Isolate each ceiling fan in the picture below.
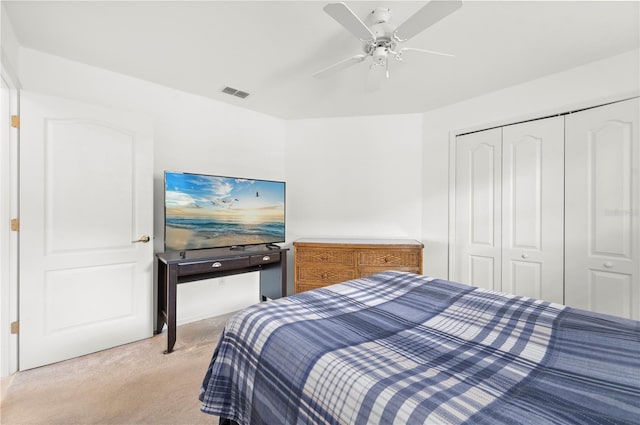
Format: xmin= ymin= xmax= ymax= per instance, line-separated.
xmin=313 ymin=0 xmax=462 ymax=79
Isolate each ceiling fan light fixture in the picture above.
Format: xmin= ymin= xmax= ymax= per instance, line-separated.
xmin=372 ymin=46 xmax=388 ymax=64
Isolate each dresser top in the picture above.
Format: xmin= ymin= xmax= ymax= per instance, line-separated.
xmin=294 ymin=238 xmax=423 ymax=247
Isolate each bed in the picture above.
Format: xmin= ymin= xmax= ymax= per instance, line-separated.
xmin=200 ymin=271 xmax=640 ymax=424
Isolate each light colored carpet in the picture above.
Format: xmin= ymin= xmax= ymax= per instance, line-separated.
xmin=0 ymin=314 xmax=232 ymax=425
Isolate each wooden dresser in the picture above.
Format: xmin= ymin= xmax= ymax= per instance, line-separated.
xmin=293 ymin=238 xmax=424 ymax=293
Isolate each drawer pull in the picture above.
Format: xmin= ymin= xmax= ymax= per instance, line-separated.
xmin=262 ymin=256 xmax=271 ymax=261
xmin=321 ymin=272 xmax=329 ymax=279
xmin=320 ymin=255 xmax=329 ymax=262
xmin=212 ymin=262 xmax=222 ymax=268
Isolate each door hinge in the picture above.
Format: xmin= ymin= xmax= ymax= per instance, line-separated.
xmin=11 ymin=115 xmax=19 ymax=129
xmin=10 ymin=321 xmax=19 ymax=334
xmin=11 ymin=218 xmax=19 ymax=232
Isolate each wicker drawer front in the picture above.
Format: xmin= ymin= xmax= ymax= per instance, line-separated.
xmin=358 ymin=251 xmax=420 ymax=267
xmin=294 ymin=239 xmax=423 ymax=294
xmin=296 ymin=248 xmax=354 ymax=266
xmin=297 ymin=267 xmax=355 ymax=286
xmin=358 ymin=266 xmax=420 ymax=279
xmin=296 ymin=284 xmax=328 ymax=293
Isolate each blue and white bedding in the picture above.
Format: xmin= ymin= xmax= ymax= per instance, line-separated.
xmin=200 ymin=271 xmax=640 ymax=424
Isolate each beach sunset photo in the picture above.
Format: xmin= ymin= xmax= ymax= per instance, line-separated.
xmin=164 ymin=172 xmax=285 ymax=251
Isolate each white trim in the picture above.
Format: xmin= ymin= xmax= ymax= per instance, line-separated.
xmin=447 ymin=130 xmax=456 ymax=281
xmin=0 ymin=73 xmax=19 ymax=378
xmin=446 ymin=92 xmax=640 ymax=280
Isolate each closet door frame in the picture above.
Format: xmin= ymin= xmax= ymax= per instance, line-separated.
xmin=448 ymin=92 xmax=639 ymax=285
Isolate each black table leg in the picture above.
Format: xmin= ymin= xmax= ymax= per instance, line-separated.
xmin=155 ymin=261 xmax=167 ymax=334
xmin=165 ymin=264 xmax=178 ymax=354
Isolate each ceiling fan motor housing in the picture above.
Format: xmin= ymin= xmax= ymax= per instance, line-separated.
xmin=364 ymin=7 xmax=395 ymax=64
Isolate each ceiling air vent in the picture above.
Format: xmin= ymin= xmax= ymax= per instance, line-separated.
xmin=221 ymin=86 xmax=250 ymax=99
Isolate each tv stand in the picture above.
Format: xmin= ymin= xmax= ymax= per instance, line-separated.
xmin=155 ymin=245 xmax=288 ymax=354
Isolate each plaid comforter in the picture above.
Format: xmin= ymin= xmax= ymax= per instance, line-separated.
xmin=200 ymin=271 xmax=640 ymax=424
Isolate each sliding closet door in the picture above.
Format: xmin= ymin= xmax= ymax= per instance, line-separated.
xmin=565 ymin=98 xmax=639 ymax=320
xmin=501 ymin=117 xmax=564 ymax=304
xmin=454 ymin=128 xmax=502 ymax=291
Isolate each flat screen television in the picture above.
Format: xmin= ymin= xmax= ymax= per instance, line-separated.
xmin=164 ymin=171 xmax=285 ymax=251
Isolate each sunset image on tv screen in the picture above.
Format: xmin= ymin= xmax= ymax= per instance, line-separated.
xmin=164 ymin=172 xmax=285 ymax=251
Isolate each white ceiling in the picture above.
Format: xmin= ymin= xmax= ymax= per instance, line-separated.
xmin=3 ymin=1 xmax=639 ymax=119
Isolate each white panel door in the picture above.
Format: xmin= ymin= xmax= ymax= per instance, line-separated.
xmin=565 ymin=98 xmax=639 ymax=320
xmin=502 ymin=117 xmax=564 ymax=303
xmin=454 ymin=128 xmax=502 ymax=290
xmin=19 ymin=92 xmax=154 ymax=369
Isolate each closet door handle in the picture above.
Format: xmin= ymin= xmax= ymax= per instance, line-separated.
xmin=521 ymin=253 xmax=528 ymax=259
xmin=603 ymin=261 xmax=614 ymax=268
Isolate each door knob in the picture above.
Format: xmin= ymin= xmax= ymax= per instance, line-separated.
xmin=521 ymin=253 xmax=528 ymax=259
xmin=132 ymin=235 xmax=151 ymax=243
xmin=603 ymin=261 xmax=614 ymax=268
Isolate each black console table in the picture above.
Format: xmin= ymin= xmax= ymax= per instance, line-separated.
xmin=156 ymin=245 xmax=288 ymax=353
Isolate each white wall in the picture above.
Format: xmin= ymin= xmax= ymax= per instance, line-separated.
xmin=18 ymin=48 xmax=287 ymax=325
xmin=1 ymin=4 xmax=21 ymax=87
xmin=422 ymin=49 xmax=640 ymax=279
xmin=286 ymin=114 xmax=423 ymax=241
xmin=286 ymin=114 xmax=423 ymax=290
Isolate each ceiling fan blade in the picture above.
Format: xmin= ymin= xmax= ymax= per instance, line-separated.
xmin=394 ymin=0 xmax=462 ymax=42
xmin=323 ymin=2 xmax=375 ymax=41
xmin=313 ymin=54 xmax=368 ymax=79
xmin=399 ymin=47 xmax=455 ymax=58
